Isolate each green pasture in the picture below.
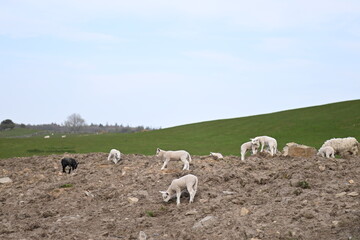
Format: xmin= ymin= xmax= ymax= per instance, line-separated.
xmin=1 ymin=100 xmax=359 ymax=159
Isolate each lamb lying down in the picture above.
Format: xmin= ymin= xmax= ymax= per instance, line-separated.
xmin=159 ymin=174 xmax=198 ymax=206
xmin=210 ymin=152 xmax=224 ymax=160
xmin=61 ymin=158 xmax=78 ymax=174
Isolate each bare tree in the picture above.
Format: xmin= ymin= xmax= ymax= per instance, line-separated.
xmin=64 ymin=113 xmax=86 ymax=132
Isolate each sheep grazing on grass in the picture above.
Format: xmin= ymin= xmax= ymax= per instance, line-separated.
xmin=156 ymin=148 xmax=192 ymax=170
xmin=210 ymin=152 xmax=224 ymax=160
xmin=251 ymin=136 xmax=278 ymax=156
xmin=321 ymin=137 xmax=359 ymax=157
xmin=107 ymin=149 xmax=121 ymax=164
xmin=61 ymin=158 xmax=78 ymax=174
xmin=159 ymin=174 xmax=198 ymax=206
xmin=240 ymin=141 xmax=260 ymax=161
xmin=44 ymin=135 xmax=50 ymax=139
xmin=317 ymin=146 xmax=335 ymax=158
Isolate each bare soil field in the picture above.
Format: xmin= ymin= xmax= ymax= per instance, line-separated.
xmin=1 ymin=152 xmax=360 ymax=240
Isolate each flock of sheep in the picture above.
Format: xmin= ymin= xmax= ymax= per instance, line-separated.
xmin=61 ymin=136 xmax=359 ymax=206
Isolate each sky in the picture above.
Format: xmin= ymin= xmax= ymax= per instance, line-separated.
xmin=1 ymin=0 xmax=359 ymax=128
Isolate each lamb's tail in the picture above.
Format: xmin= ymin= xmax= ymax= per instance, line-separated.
xmin=187 ymin=154 xmax=192 ymax=162
xmin=193 ymin=176 xmax=198 ymax=192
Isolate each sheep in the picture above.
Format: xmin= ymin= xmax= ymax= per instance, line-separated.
xmin=240 ymin=141 xmax=260 ymax=161
xmin=44 ymin=135 xmax=50 ymax=139
xmin=321 ymin=137 xmax=359 ymax=157
xmin=251 ymin=136 xmax=278 ymax=156
xmin=107 ymin=149 xmax=121 ymax=164
xmin=62 ymin=135 xmax=66 ymax=138
xmin=159 ymin=174 xmax=198 ymax=206
xmin=317 ymin=146 xmax=335 ymax=158
xmin=61 ymin=158 xmax=78 ymax=174
xmin=210 ymin=152 xmax=224 ymax=160
xmin=156 ymin=148 xmax=192 ymax=170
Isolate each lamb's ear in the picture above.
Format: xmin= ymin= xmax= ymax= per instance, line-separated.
xmin=159 ymin=191 xmax=166 ymax=194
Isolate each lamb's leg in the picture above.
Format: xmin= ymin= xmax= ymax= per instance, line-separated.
xmin=241 ymin=150 xmax=246 ymax=161
xmin=188 ymin=189 xmax=195 ymax=203
xmin=182 ymin=160 xmax=189 ymax=170
xmin=161 ymin=159 xmax=169 ymax=170
xmin=68 ymin=167 xmax=71 ymax=174
xmin=176 ymin=189 xmax=181 ymax=205
xmin=62 ymin=166 xmax=66 ymax=173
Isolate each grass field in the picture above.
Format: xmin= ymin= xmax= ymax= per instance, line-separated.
xmin=1 ymin=100 xmax=359 ymax=159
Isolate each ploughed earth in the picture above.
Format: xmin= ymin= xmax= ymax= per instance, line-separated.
xmin=1 ymin=152 xmax=360 ymax=240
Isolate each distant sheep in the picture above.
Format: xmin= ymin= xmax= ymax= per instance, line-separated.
xmin=240 ymin=141 xmax=260 ymax=161
xmin=159 ymin=174 xmax=198 ymax=205
xmin=317 ymin=146 xmax=335 ymax=158
xmin=156 ymin=148 xmax=192 ymax=170
xmin=210 ymin=152 xmax=223 ymax=160
xmin=321 ymin=137 xmax=359 ymax=157
xmin=61 ymin=135 xmax=66 ymax=138
xmin=61 ymin=158 xmax=78 ymax=174
xmin=44 ymin=135 xmax=50 ymax=139
xmin=251 ymin=136 xmax=278 ymax=156
xmin=107 ymin=149 xmax=121 ymax=164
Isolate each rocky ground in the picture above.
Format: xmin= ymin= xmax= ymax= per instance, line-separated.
xmin=1 ymin=152 xmax=360 ymax=240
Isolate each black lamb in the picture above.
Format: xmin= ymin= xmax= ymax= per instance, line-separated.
xmin=61 ymin=158 xmax=78 ymax=174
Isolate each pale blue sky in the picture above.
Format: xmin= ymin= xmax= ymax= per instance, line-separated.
xmin=1 ymin=0 xmax=359 ymax=128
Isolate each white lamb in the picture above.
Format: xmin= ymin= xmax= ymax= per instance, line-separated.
xmin=321 ymin=137 xmax=359 ymax=156
xmin=107 ymin=149 xmax=121 ymax=164
xmin=156 ymin=148 xmax=192 ymax=170
xmin=317 ymin=146 xmax=335 ymax=158
xmin=251 ymin=136 xmax=278 ymax=156
xmin=159 ymin=174 xmax=198 ymax=206
xmin=240 ymin=141 xmax=260 ymax=161
xmin=210 ymin=152 xmax=224 ymax=160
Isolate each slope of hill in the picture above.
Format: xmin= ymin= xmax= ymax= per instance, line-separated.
xmin=0 ymin=100 xmax=359 ymax=159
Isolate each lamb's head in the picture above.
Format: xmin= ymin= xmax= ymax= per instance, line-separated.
xmin=251 ymin=138 xmax=260 ymax=146
xmin=73 ymin=160 xmax=78 ymax=169
xmin=159 ymin=191 xmax=171 ymax=202
xmin=156 ymin=148 xmax=164 ymax=157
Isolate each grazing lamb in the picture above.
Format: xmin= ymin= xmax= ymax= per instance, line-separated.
xmin=159 ymin=174 xmax=198 ymax=206
xmin=210 ymin=152 xmax=224 ymax=160
xmin=240 ymin=141 xmax=260 ymax=161
xmin=61 ymin=158 xmax=78 ymax=174
xmin=321 ymin=137 xmax=359 ymax=156
xmin=44 ymin=135 xmax=50 ymax=139
xmin=156 ymin=148 xmax=192 ymax=170
xmin=107 ymin=149 xmax=121 ymax=164
xmin=251 ymin=136 xmax=278 ymax=156
xmin=317 ymin=146 xmax=335 ymax=158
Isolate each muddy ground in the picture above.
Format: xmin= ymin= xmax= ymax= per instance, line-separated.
xmin=1 ymin=152 xmax=360 ymax=240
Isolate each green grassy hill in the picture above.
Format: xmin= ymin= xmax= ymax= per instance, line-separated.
xmin=1 ymin=100 xmax=359 ymax=159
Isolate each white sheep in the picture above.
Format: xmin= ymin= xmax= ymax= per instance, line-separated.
xmin=44 ymin=135 xmax=50 ymax=139
xmin=210 ymin=152 xmax=224 ymax=160
xmin=107 ymin=149 xmax=121 ymax=164
xmin=156 ymin=148 xmax=192 ymax=170
xmin=317 ymin=146 xmax=335 ymax=158
xmin=159 ymin=174 xmax=198 ymax=205
xmin=251 ymin=136 xmax=278 ymax=156
xmin=240 ymin=141 xmax=260 ymax=161
xmin=321 ymin=137 xmax=359 ymax=156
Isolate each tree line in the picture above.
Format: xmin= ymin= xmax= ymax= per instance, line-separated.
xmin=1 ymin=114 xmax=158 ymax=134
